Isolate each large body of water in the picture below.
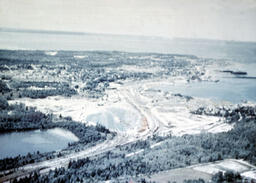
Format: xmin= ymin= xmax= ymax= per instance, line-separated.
xmin=1 ymin=31 xmax=256 ymax=63
xmin=0 ymin=128 xmax=79 ymax=159
xmin=163 ymin=61 xmax=256 ymax=103
xmin=162 ymin=77 xmax=256 ymax=103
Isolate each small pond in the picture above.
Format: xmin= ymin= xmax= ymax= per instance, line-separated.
xmin=0 ymin=128 xmax=79 ymax=159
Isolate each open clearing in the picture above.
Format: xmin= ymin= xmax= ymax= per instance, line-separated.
xmin=1 ymin=50 xmax=256 ymax=182
xmin=147 ymin=159 xmax=256 ymax=183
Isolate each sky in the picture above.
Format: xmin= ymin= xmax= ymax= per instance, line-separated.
xmin=0 ymin=0 xmax=256 ymax=42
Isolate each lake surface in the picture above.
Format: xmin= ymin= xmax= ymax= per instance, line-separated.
xmin=0 ymin=128 xmax=79 ymax=159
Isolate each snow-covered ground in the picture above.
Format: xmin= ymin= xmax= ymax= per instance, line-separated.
xmin=242 ymin=170 xmax=256 ymax=180
xmin=10 ymin=76 xmax=234 ymax=139
xmin=147 ymin=159 xmax=256 ymax=183
xmin=45 ymin=51 xmax=58 ymax=56
xmin=192 ymin=159 xmax=256 ymax=177
xmin=2 ymin=49 xmax=256 ymax=183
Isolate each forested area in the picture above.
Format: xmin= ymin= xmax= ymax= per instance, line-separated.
xmin=1 ymin=50 xmax=256 ymax=182
xmin=11 ymin=105 xmax=256 ymax=182
xmin=0 ymin=95 xmax=114 ymax=171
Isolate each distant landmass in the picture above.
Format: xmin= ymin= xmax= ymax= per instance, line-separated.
xmin=0 ymin=27 xmax=86 ymax=35
xmin=1 ymin=27 xmax=255 ymax=44
xmin=0 ymin=27 xmax=256 ymax=62
xmin=0 ymin=27 xmax=165 ymax=40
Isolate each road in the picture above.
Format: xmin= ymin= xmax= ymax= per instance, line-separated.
xmin=0 ymin=88 xmax=158 ymax=182
xmin=146 ymin=159 xmax=256 ymax=183
xmin=0 ymin=84 xmax=233 ymax=182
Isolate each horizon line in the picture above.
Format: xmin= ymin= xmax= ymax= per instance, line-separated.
xmin=1 ymin=27 xmax=255 ymax=44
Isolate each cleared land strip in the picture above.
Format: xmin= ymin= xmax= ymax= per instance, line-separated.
xmin=0 ymin=88 xmax=155 ymax=182
xmin=146 ymin=159 xmax=256 ymax=183
xmin=120 ymin=88 xmax=161 ymax=136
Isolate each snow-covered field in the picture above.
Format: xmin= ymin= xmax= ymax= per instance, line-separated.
xmin=1 ymin=49 xmax=256 ymax=182
xmin=8 ymin=54 xmax=241 ymax=138
xmin=191 ymin=159 xmax=256 ymax=180
xmin=11 ymin=76 xmax=234 ymax=139
xmin=148 ymin=159 xmax=256 ymax=183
